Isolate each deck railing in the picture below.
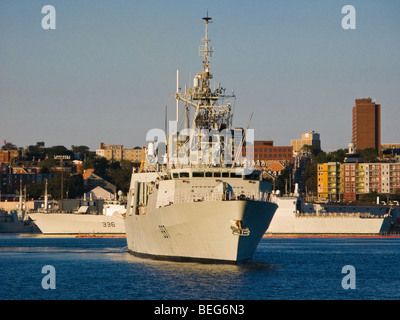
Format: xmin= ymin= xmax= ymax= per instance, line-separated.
xmin=295 ymin=212 xmax=390 ymax=219
xmin=156 ymin=191 xmax=270 ymax=208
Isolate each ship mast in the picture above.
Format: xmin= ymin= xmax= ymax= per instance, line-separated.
xmin=164 ymin=14 xmax=237 ymax=169
xmin=175 ymin=14 xmax=234 ymax=133
xmin=200 ymin=12 xmax=213 ymax=79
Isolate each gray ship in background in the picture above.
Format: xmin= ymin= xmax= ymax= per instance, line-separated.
xmin=0 ymin=184 xmax=38 ymax=233
xmin=28 ymin=195 xmax=125 ymax=235
xmin=1 ymin=198 xmax=125 ymax=235
xmin=28 ymin=202 xmax=125 ymax=235
xmin=26 ymin=182 xmax=126 ymax=235
xmin=266 ymin=186 xmax=397 ymax=235
xmin=0 ymin=209 xmax=37 ymax=233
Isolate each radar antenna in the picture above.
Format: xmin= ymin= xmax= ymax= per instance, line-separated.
xmin=200 ymin=12 xmax=213 ymax=73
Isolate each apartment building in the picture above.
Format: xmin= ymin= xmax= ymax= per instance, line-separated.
xmin=352 ymin=98 xmax=381 ymax=153
xmin=342 ymin=162 xmax=366 ymax=201
xmin=96 ymin=143 xmax=145 ymax=163
xmin=249 ymin=140 xmax=293 ymax=164
xmin=317 ymin=162 xmax=341 ymax=201
xmin=318 ymin=162 xmax=400 ymax=201
xmin=291 ymin=131 xmax=321 ymax=153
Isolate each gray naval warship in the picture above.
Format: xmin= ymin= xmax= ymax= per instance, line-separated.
xmin=124 ymin=15 xmax=278 ymax=263
xmin=0 ymin=209 xmax=37 ymax=233
xmin=28 ymin=182 xmax=125 ymax=235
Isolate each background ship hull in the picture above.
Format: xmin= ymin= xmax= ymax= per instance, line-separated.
xmin=266 ymin=215 xmax=391 ymax=234
xmin=28 ymin=213 xmax=125 ymax=235
xmin=266 ymin=196 xmax=395 ymax=235
xmin=0 ymin=222 xmax=36 ymax=233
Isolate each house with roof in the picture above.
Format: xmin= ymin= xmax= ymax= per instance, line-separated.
xmin=83 ymin=169 xmax=117 ymax=199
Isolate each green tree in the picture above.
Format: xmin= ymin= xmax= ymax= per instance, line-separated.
xmin=46 ymin=145 xmax=74 ymax=158
xmin=111 ymin=160 xmax=134 ymax=193
xmin=47 ymin=173 xmax=65 ymax=200
xmin=302 ymin=145 xmax=322 ymax=157
xmin=316 ymin=151 xmax=328 ymax=163
xmin=26 ymin=182 xmax=45 ymax=199
xmin=359 ymin=148 xmax=378 ymax=163
xmin=38 ymin=157 xmax=56 ymax=170
xmin=71 ymin=145 xmax=90 ymax=154
xmin=315 ymin=148 xmax=347 ymax=163
xmin=40 ymin=166 xmax=51 ymax=173
xmin=329 ymin=149 xmax=347 ymax=162
xmin=300 ymin=145 xmax=324 ymax=193
xmin=304 ymin=161 xmax=317 ymax=193
xmin=82 ymin=156 xmax=110 ymax=178
xmin=26 ymin=142 xmax=46 ymax=161
xmin=66 ymin=174 xmax=84 ymax=199
xmin=71 ymin=145 xmax=93 ymax=160
xmin=46 ymin=173 xmax=84 ymax=200
xmin=93 ymin=157 xmax=110 ymax=178
xmin=1 ymin=141 xmax=18 ymax=150
xmin=275 ymin=168 xmax=290 ymax=194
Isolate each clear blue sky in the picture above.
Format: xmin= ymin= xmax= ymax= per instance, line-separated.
xmin=1 ymin=0 xmax=399 ymax=152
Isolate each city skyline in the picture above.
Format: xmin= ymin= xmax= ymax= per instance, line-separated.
xmin=1 ymin=0 xmax=399 ymax=152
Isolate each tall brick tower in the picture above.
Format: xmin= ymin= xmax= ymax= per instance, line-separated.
xmin=352 ymin=98 xmax=381 ymax=154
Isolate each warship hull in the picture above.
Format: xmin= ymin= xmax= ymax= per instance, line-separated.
xmin=125 ymin=199 xmax=277 ymax=263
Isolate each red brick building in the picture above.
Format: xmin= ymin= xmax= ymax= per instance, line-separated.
xmin=352 ymin=98 xmax=381 ymax=154
xmin=254 ymin=140 xmax=293 ymax=164
xmin=342 ymin=162 xmax=357 ymax=201
xmin=244 ymin=140 xmax=293 ymax=164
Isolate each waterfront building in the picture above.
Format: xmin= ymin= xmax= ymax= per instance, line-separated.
xmin=317 ymin=162 xmax=341 ymax=201
xmin=342 ymin=162 xmax=366 ymax=201
xmin=83 ymin=169 xmax=117 ymax=195
xmin=249 ymin=140 xmax=293 ymax=164
xmin=381 ymin=143 xmax=400 ymax=160
xmin=291 ymin=131 xmax=321 ymax=153
xmin=381 ymin=143 xmax=400 ymax=151
xmin=0 ymin=172 xmax=55 ymax=201
xmin=241 ymin=140 xmax=293 ymax=186
xmin=318 ymin=161 xmax=400 ymax=201
xmin=352 ymin=98 xmax=381 ymax=154
xmin=96 ymin=143 xmax=145 ymax=163
xmin=0 ymin=149 xmax=20 ymax=163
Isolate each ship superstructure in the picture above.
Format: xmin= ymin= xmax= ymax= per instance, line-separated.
xmin=124 ymin=15 xmax=277 ymax=263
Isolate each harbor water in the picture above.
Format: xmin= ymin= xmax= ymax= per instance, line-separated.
xmin=1 ymin=235 xmax=400 ymax=300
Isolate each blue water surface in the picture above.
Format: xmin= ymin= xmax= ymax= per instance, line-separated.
xmin=1 ymin=235 xmax=399 ymax=300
